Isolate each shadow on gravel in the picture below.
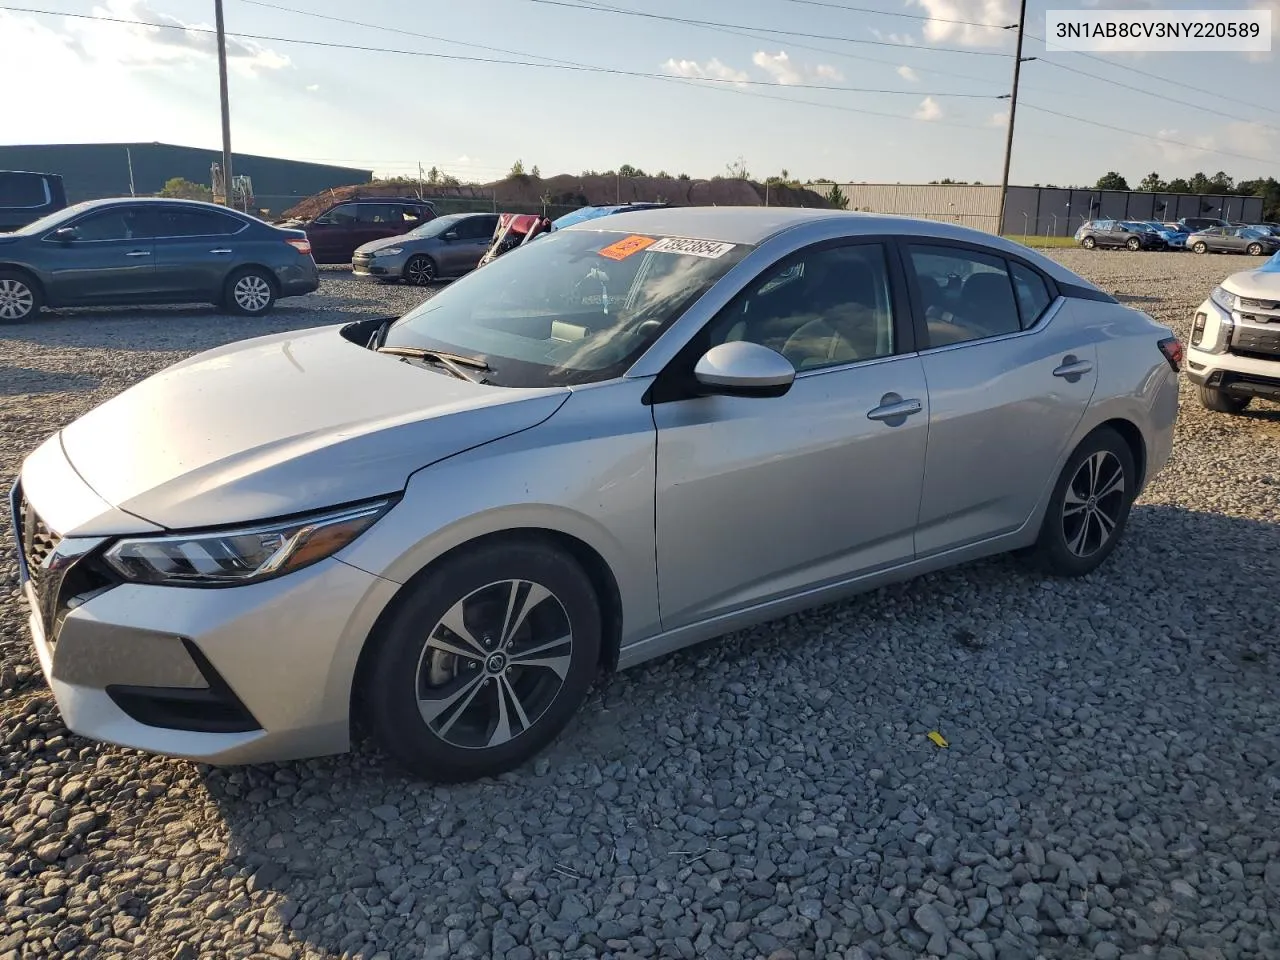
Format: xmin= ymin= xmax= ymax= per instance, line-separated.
xmin=176 ymin=502 xmax=1280 ymax=960
xmin=0 ymin=367 xmax=101 ymax=396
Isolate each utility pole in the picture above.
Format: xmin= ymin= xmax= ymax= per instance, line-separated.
xmin=214 ymin=0 xmax=233 ymax=206
xmin=126 ymin=147 xmax=136 ymax=196
xmin=997 ymin=0 xmax=1029 ymax=236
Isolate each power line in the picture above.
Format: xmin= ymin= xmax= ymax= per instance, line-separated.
xmin=1031 ymin=58 xmax=1280 ymax=136
xmin=1020 ymin=102 xmax=1277 ymax=168
xmin=522 ymin=0 xmax=1015 ymax=56
xmin=1 ymin=4 xmax=1001 ymax=97
xmin=774 ymin=0 xmax=1015 ymax=29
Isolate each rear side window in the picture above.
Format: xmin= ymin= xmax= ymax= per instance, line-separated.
xmin=149 ymin=208 xmax=244 ymax=237
xmin=1010 ymin=262 xmax=1052 ymax=328
xmin=0 ymin=173 xmax=50 ymax=207
xmin=358 ymin=204 xmax=401 ymax=223
xmin=909 ymin=245 xmax=1021 ymax=347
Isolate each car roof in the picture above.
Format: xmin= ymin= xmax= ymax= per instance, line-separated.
xmin=558 ymin=205 xmax=1092 ymax=285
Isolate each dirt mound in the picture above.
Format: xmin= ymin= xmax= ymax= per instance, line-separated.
xmin=279 ymin=174 xmax=832 ymax=221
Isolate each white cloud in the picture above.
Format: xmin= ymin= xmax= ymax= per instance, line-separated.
xmin=905 ymin=0 xmax=1016 ymax=49
xmin=871 ymin=27 xmax=917 ymax=44
xmin=987 ymin=108 xmax=1009 ymax=128
xmin=1151 ymin=122 xmax=1277 ymax=168
xmin=661 ymin=57 xmax=750 ymax=84
xmin=66 ymin=0 xmax=290 ymax=76
xmin=813 ymin=63 xmax=845 ymax=81
xmin=897 ymin=64 xmax=920 ymax=82
xmin=913 ymin=96 xmax=944 ymax=121
xmin=455 ymin=155 xmax=472 ymax=164
xmin=752 ymin=50 xmax=804 ymax=85
xmin=305 ymin=83 xmax=320 ymax=92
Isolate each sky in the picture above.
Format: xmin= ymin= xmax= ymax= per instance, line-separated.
xmin=2 ymin=0 xmax=1278 ymax=187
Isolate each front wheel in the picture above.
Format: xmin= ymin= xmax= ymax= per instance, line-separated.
xmin=360 ymin=539 xmax=602 ymax=781
xmin=1199 ymin=384 xmax=1250 ymax=414
xmin=1192 ymin=241 xmax=1208 ymax=254
xmin=1028 ymin=428 xmax=1136 ymax=577
xmin=1247 ymin=243 xmax=1264 ymax=256
xmin=224 ymin=267 xmax=277 ymax=316
xmin=1081 ymin=236 xmax=1096 ymax=250
xmin=403 ymin=256 xmax=436 ymax=286
xmin=1126 ymin=237 xmax=1141 ymax=251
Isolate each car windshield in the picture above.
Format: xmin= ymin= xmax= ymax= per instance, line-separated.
xmin=407 ymin=215 xmax=467 ymax=238
xmin=10 ymin=200 xmax=96 ymax=236
xmin=381 ymin=228 xmax=753 ymax=387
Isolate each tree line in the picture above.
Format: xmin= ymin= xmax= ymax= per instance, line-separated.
xmin=1074 ymin=171 xmax=1278 ymax=221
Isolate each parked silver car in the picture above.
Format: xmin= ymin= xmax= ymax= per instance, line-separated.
xmin=352 ymin=212 xmax=499 ymax=285
xmin=12 ymin=208 xmax=1180 ymax=781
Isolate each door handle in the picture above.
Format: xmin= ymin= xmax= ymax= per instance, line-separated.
xmin=209 ymin=248 xmax=232 ymax=254
xmin=125 ymin=250 xmax=151 ymax=257
xmin=867 ymin=394 xmax=924 ymax=422
xmin=1052 ymin=355 xmax=1093 ymax=380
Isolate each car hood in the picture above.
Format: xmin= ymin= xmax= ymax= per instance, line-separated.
xmin=355 ymin=235 xmax=421 ymax=255
xmin=1223 ymin=267 xmax=1280 ymax=300
xmin=57 ymin=326 xmax=569 ymax=529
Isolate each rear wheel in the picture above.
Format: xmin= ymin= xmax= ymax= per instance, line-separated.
xmin=0 ymin=271 xmax=41 ymax=323
xmin=224 ymin=267 xmax=277 ymax=316
xmin=360 ymin=539 xmax=602 ymax=781
xmin=1126 ymin=236 xmax=1141 ymax=251
xmin=1192 ymin=241 xmax=1208 ymax=254
xmin=1247 ymin=243 xmax=1264 ymax=256
xmin=1199 ymin=384 xmax=1250 ymax=414
xmin=1029 ymin=428 xmax=1135 ymax=577
xmin=404 ymin=256 xmax=436 ymax=286
xmin=1081 ymin=236 xmax=1096 ymax=250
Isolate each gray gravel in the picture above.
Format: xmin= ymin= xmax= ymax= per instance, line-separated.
xmin=2 ymin=253 xmax=1279 ymax=960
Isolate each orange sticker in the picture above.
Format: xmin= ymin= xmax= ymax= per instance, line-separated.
xmin=598 ymin=235 xmax=656 ymax=261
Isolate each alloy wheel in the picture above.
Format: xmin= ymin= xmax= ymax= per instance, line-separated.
xmin=1061 ymin=450 xmax=1126 ymax=559
xmin=406 ymin=258 xmax=435 ymax=285
xmin=0 ymin=278 xmax=35 ymax=321
xmin=416 ymin=579 xmax=573 ymax=750
xmin=233 ymin=275 xmax=272 ymax=312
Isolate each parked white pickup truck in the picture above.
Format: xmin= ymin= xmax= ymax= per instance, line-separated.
xmin=1187 ymin=252 xmax=1280 ymax=413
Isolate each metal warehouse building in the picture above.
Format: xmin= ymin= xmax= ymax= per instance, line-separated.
xmin=0 ymin=142 xmax=372 ymax=217
xmin=821 ymin=182 xmax=1264 ymax=237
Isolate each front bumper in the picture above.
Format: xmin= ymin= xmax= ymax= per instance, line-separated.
xmin=351 ymin=252 xmax=407 ymax=279
xmin=11 ymin=479 xmax=399 ymax=765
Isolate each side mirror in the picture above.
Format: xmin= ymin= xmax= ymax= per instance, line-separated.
xmin=693 ymin=341 xmax=795 ymax=399
xmin=442 ymin=230 xmax=459 ymax=241
xmin=50 ymin=226 xmax=79 ymax=243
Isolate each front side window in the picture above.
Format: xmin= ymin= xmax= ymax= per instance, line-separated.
xmin=704 ymin=243 xmax=897 ymax=371
xmin=0 ymin=173 xmax=49 ymax=207
xmin=70 ymin=207 xmax=149 ymax=241
xmin=320 ymin=203 xmax=357 ymax=225
xmin=382 ymin=229 xmax=752 ymax=387
xmin=909 ymin=245 xmax=1021 ymax=347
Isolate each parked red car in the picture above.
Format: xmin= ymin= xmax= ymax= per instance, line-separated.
xmin=278 ymin=197 xmax=436 ymax=264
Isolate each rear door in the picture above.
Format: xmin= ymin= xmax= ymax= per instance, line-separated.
xmin=904 ymin=241 xmax=1099 ymax=557
xmin=449 ymin=214 xmax=500 ymax=274
xmin=146 ymin=206 xmax=249 ymax=300
xmin=357 ymin=203 xmax=412 ymax=249
xmin=42 ymin=205 xmax=157 ymax=305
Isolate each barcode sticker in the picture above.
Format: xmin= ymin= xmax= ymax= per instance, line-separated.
xmin=648 ymin=237 xmax=737 ymax=259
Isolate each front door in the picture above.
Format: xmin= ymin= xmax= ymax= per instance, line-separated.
xmin=442 ymin=215 xmax=499 ymax=275
xmin=306 ymin=202 xmax=358 ymax=263
xmin=42 ymin=205 xmax=156 ymax=305
xmin=652 ymin=240 xmax=929 ymax=629
xmin=903 ymin=241 xmax=1099 ymax=557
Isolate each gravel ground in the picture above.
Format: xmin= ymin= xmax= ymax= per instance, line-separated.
xmin=1 ymin=253 xmax=1278 ymax=960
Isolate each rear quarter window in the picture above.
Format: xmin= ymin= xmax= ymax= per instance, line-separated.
xmin=0 ymin=173 xmax=50 ymax=207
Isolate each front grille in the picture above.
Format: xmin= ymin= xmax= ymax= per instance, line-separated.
xmin=1231 ymin=325 xmax=1280 ymax=359
xmin=1239 ymin=297 xmax=1280 ymax=312
xmin=19 ymin=494 xmax=61 ymax=584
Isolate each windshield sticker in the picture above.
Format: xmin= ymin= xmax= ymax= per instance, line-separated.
xmin=598 ymin=235 xmax=657 ymax=261
xmin=648 ymin=236 xmax=738 ymax=259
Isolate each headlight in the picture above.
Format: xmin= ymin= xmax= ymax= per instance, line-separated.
xmin=1209 ymin=285 xmax=1236 ymax=312
xmin=102 ymin=499 xmax=393 ymax=586
xmin=373 ymin=247 xmax=403 ymax=257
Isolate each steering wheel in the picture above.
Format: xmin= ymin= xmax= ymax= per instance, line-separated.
xmin=781 ymin=318 xmax=860 ymax=369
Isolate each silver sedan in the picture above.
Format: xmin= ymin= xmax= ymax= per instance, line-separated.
xmin=12 ymin=208 xmax=1180 ymax=781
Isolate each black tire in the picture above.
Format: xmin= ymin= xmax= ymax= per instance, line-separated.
xmin=223 ymin=267 xmax=277 ymax=316
xmin=0 ymin=269 xmax=42 ymax=323
xmin=1192 ymin=241 xmax=1208 ymax=254
xmin=1081 ymin=236 xmax=1096 ymax=250
xmin=1028 ymin=427 xmax=1136 ymax=578
xmin=1126 ymin=236 xmax=1141 ymax=251
xmin=403 ymin=255 xmax=437 ymax=286
xmin=1247 ymin=243 xmax=1264 ymax=257
xmin=1199 ymin=384 xmax=1250 ymax=414
xmin=360 ymin=539 xmax=602 ymax=782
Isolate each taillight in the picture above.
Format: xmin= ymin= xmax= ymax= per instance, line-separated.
xmin=1158 ymin=336 xmax=1184 ymax=372
xmin=286 ymin=238 xmax=312 ymax=256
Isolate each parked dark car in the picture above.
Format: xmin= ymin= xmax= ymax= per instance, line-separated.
xmin=352 ymin=212 xmax=499 ymax=285
xmin=0 ymin=197 xmax=319 ymax=323
xmin=1187 ymin=225 xmax=1280 ymax=256
xmin=1074 ymin=219 xmax=1164 ymax=250
xmin=280 ymin=198 xmax=436 ymax=264
xmin=0 ymin=170 xmax=67 ymax=232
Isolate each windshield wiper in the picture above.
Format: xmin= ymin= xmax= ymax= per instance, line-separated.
xmin=376 ymin=345 xmax=491 ymax=383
